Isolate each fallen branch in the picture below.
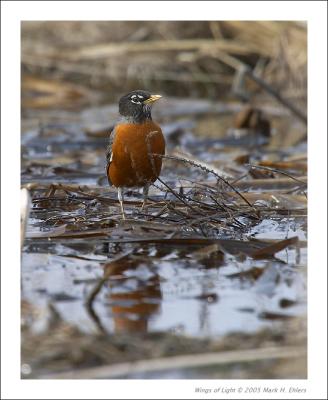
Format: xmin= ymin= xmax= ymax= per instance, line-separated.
xmin=209 ymin=52 xmax=307 ymax=124
xmin=41 ymin=345 xmax=306 ymax=379
xmin=246 ymin=164 xmax=307 ymax=186
xmin=57 ymin=39 xmax=256 ymax=60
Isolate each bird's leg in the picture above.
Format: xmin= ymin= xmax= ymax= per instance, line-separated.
xmin=141 ymin=183 xmax=150 ymax=212
xmin=117 ymin=187 xmax=126 ymax=220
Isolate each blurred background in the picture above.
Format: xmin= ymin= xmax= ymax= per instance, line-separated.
xmin=21 ymin=21 xmax=307 ymax=380
xmin=21 ymin=21 xmax=306 ymax=109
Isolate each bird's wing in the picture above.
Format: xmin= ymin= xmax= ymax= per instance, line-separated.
xmin=105 ymin=127 xmax=116 ymax=186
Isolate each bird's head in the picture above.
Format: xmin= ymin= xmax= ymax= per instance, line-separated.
xmin=118 ymin=90 xmax=162 ymax=123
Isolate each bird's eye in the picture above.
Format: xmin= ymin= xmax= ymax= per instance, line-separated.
xmin=130 ymin=94 xmax=143 ymax=104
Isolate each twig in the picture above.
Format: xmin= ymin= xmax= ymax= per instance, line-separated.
xmin=155 ymin=154 xmax=258 ymax=213
xmin=232 ymin=176 xmax=307 ymax=191
xmin=246 ymin=164 xmax=307 ymax=186
xmin=156 ymin=177 xmax=203 ymax=216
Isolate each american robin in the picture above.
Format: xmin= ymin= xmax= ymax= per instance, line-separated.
xmin=106 ymin=90 xmax=165 ymax=219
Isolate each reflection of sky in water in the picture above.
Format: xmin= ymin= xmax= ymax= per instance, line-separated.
xmin=21 ymin=236 xmax=307 ymax=337
xmin=249 ymin=218 xmax=307 ymax=241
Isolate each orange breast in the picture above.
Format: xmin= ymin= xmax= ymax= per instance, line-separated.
xmin=108 ymin=121 xmax=165 ymax=187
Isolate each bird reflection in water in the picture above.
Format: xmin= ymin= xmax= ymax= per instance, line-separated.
xmin=110 ymin=274 xmax=161 ymax=333
xmin=86 ymin=252 xmax=162 ymax=334
xmin=86 ymin=244 xmax=224 ymax=335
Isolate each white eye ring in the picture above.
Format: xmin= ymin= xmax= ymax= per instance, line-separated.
xmin=130 ymin=94 xmax=144 ymax=104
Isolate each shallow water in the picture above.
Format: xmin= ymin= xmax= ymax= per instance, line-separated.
xmin=22 ymin=208 xmax=307 ymax=339
xmin=21 ymin=100 xmax=307 ymax=341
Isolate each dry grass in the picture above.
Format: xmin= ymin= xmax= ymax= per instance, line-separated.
xmin=21 ymin=21 xmax=307 ymax=108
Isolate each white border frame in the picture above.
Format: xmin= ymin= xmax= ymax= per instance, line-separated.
xmin=1 ymin=1 xmax=327 ymax=399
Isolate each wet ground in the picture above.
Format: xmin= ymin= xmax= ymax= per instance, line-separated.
xmin=21 ymin=97 xmax=307 ymax=379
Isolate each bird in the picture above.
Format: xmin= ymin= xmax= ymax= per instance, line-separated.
xmin=106 ymin=90 xmax=165 ymax=219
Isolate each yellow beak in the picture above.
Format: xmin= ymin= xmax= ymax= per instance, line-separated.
xmin=143 ymin=94 xmax=162 ymax=104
